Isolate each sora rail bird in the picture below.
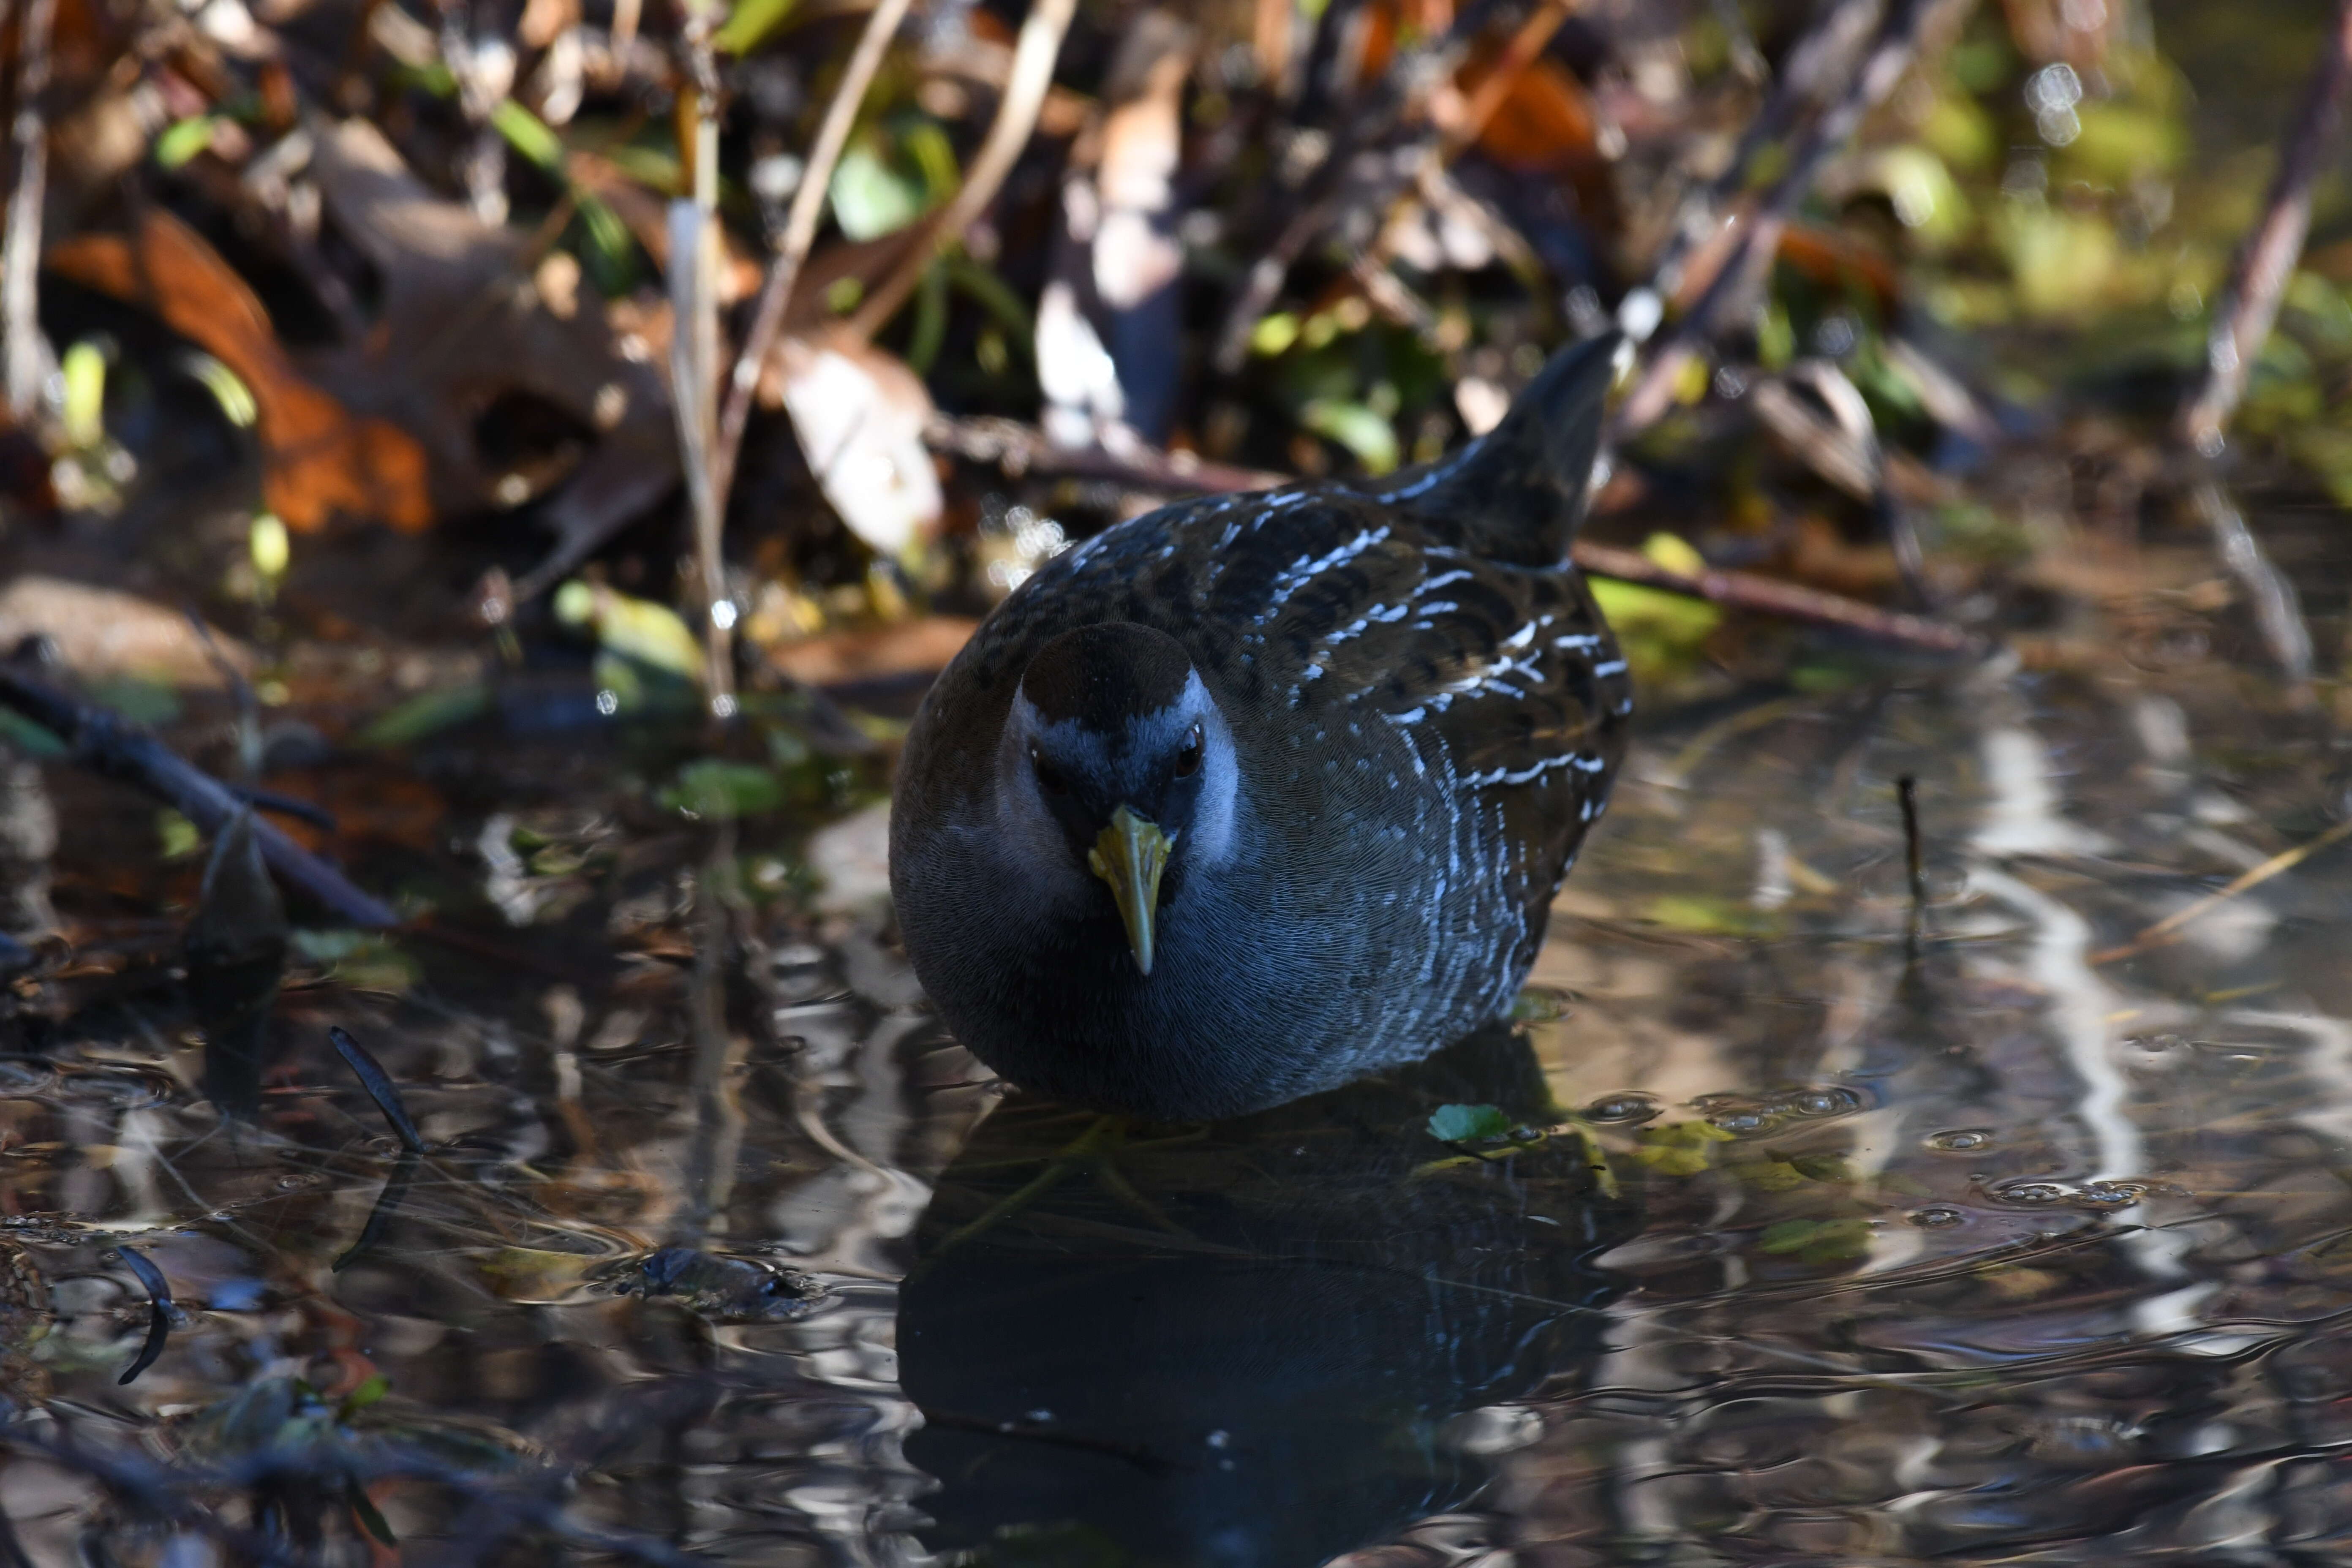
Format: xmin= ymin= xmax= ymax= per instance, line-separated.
xmin=891 ymin=332 xmax=1633 ymax=1118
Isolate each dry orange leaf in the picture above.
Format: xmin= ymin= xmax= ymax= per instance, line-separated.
xmin=1468 ymin=53 xmax=1596 ymax=172
xmin=46 ymin=210 xmax=434 ymax=532
xmin=765 ymin=616 xmax=979 ymax=687
xmin=1776 ymin=223 xmax=1901 ymax=313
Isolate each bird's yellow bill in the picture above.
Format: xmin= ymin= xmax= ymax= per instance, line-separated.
xmin=1087 ymin=805 xmax=1176 ymax=976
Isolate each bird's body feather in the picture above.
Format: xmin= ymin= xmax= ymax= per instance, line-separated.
xmin=891 ymin=336 xmax=1631 ymax=1117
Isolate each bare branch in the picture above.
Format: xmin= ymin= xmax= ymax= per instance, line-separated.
xmin=2175 ymin=0 xmax=2352 ymax=454
xmin=925 ymin=415 xmax=1987 ymax=655
xmin=848 ymin=0 xmax=1082 ymax=338
xmin=712 ymin=0 xmax=917 ymax=501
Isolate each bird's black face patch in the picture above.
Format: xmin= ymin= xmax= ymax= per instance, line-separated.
xmin=1018 ymin=623 xmax=1194 ymax=735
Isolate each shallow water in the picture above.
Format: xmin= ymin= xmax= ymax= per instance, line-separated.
xmin=3 ymin=500 xmax=2351 ymax=1566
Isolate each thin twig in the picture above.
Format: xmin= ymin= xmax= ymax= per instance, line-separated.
xmin=0 ymin=666 xmax=398 ymax=926
xmin=1568 ymin=540 xmax=1982 ymax=654
xmin=1616 ymin=0 xmax=1946 ymax=433
xmin=1639 ymin=0 xmax=1885 ymax=315
xmin=2091 ymin=815 xmax=2352 ymax=966
xmin=711 ymin=0 xmax=917 ymax=502
xmin=847 ymin=0 xmax=1082 ymax=338
xmin=925 ymin=411 xmax=1289 ymax=492
xmin=924 ymin=414 xmax=1988 ymax=654
xmin=672 ymin=9 xmax=733 ymax=716
xmin=2176 ymin=0 xmax=2352 ymax=455
xmin=3 ymin=0 xmax=57 ymax=417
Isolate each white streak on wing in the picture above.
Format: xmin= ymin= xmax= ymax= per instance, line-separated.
xmin=1418 ymin=570 xmax=1474 ymax=596
xmin=1553 ymin=633 xmax=1603 ymax=651
xmin=1248 ymin=489 xmax=1315 ymax=529
xmin=1591 ymin=659 xmax=1628 ymax=677
xmin=1263 ymin=527 xmax=1391 ymax=612
xmin=1372 ymin=434 xmax=1486 ymax=502
xmin=1464 ymin=751 xmax=1604 ymax=788
xmin=1323 ymin=599 xmax=1413 ymax=648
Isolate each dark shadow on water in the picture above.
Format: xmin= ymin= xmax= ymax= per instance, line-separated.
xmin=900 ymin=1026 xmax=1635 ymax=1568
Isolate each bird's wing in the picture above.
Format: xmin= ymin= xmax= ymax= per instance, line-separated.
xmin=1193 ymin=494 xmax=1628 ymax=789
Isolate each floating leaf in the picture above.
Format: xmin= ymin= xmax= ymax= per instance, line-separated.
xmin=358 ymin=684 xmax=493 ymax=748
xmin=1427 ymin=1103 xmax=1513 ymax=1143
xmin=661 ymin=760 xmax=787 ymax=821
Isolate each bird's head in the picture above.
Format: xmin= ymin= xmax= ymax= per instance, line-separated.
xmin=999 ymin=622 xmax=1239 ymax=976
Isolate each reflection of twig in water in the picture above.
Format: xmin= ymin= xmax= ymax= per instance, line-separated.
xmin=671 ymin=831 xmax=746 ymax=1248
xmin=2091 ymin=815 xmax=2352 ymax=966
xmin=2191 ymin=479 xmax=2314 ymax=692
xmin=112 ymin=1244 xmax=173 ymax=1386
xmin=333 ymin=1149 xmax=421 ymax=1272
xmin=920 ymin=1409 xmax=1181 ymax=1474
xmin=3 ymin=1419 xmax=701 ymax=1568
xmin=327 ymin=1026 xmax=426 ymax=1153
xmin=929 ymin=1114 xmax=1187 ymax=1256
xmin=1898 ymin=775 xmax=1926 ymax=941
xmin=0 ymin=665 xmax=396 ymax=927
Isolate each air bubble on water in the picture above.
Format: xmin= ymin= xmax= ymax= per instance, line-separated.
xmin=1998 ymin=1182 xmax=2070 ymax=1206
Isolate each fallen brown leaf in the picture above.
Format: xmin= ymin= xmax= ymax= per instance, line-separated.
xmin=770 ymin=328 xmax=945 ymax=556
xmin=45 ymin=209 xmax=436 ymax=532
xmin=0 ymin=575 xmax=254 ymax=686
xmin=764 ymin=615 xmax=978 ymax=687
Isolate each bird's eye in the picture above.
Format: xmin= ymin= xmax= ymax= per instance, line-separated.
xmin=1174 ymin=725 xmax=1204 ymax=777
xmin=1030 ymin=748 xmax=1069 ymax=795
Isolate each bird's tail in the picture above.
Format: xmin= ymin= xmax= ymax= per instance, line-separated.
xmin=1380 ymin=331 xmax=1625 ymax=563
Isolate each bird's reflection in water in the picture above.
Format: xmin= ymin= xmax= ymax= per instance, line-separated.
xmin=899 ymin=1026 xmax=1632 ymax=1568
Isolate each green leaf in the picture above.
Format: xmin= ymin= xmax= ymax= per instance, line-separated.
xmin=715 ymin=0 xmax=797 ymax=54
xmin=662 ymin=761 xmax=787 ymax=821
xmin=0 ymin=710 xmax=64 ymax=758
xmin=181 ymin=352 xmax=257 ymax=427
xmin=943 ymin=256 xmax=1037 ymax=345
xmin=357 ymin=684 xmax=493 ymax=749
xmin=350 ymin=1485 xmax=398 ymax=1546
xmin=1427 ymin=1103 xmax=1512 ymax=1143
xmin=157 ymin=809 xmax=201 ymax=862
xmin=155 ymin=116 xmax=219 ymax=170
xmin=830 ymin=140 xmax=928 ymax=241
xmin=60 ymin=340 xmax=107 ymax=449
xmin=341 ymin=1374 xmax=390 ymax=1412
xmin=575 ymin=194 xmax=640 ymax=295
xmin=491 ymin=99 xmax=567 ymax=174
xmin=1301 ymin=399 xmax=1400 ymax=474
